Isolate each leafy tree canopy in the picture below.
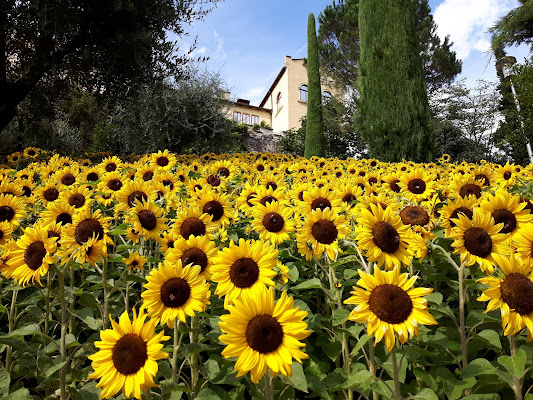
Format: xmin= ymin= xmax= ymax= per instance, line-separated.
xmin=0 ymin=0 xmax=220 ymax=132
xmin=491 ymin=0 xmax=533 ymax=52
xmin=317 ymin=0 xmax=462 ymax=94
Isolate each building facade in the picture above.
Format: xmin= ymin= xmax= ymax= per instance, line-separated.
xmin=225 ymin=56 xmax=339 ymax=132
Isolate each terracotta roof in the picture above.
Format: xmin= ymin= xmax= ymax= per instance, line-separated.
xmin=224 ymin=99 xmax=272 ymax=113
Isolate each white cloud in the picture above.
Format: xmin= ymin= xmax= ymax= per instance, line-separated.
xmin=213 ymin=30 xmax=227 ymax=60
xmin=243 ymin=86 xmax=266 ymax=105
xmin=295 ymin=42 xmax=307 ymax=57
xmin=433 ymin=0 xmax=518 ymax=60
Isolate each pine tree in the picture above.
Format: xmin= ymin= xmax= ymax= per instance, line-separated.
xmin=304 ymin=13 xmax=326 ymax=158
xmin=358 ymin=0 xmax=434 ymax=162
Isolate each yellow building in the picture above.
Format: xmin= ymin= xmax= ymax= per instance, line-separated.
xmin=226 ymin=55 xmax=339 ymax=132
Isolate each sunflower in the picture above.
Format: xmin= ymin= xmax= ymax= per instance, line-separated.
xmin=42 ymin=200 xmax=77 ymax=226
xmin=61 ymin=236 xmax=106 ymax=266
xmin=149 ymin=149 xmax=177 ymax=171
xmin=513 ymin=224 xmax=533 ymax=263
xmin=194 ymin=189 xmax=235 ymax=227
xmin=398 ymin=169 xmax=436 ymax=203
xmin=449 ymin=174 xmax=485 ymax=199
xmin=355 ymin=203 xmax=415 ymax=270
xmin=100 ymin=155 xmax=123 ymax=173
xmin=60 ymin=185 xmax=93 ymax=210
xmin=211 ymin=238 xmax=278 ymax=307
xmin=156 ymin=172 xmax=179 ymax=192
xmin=115 ymin=180 xmax=158 ymax=213
xmin=82 ymin=166 xmax=103 ymax=183
xmin=236 ymin=183 xmax=259 ymax=217
xmin=344 ymin=266 xmax=437 ymax=351
xmin=251 ymin=186 xmax=289 ymax=208
xmin=496 ymin=162 xmax=517 ymax=187
xmin=166 ymin=235 xmax=217 ymax=279
xmin=439 ymin=195 xmax=478 ymax=237
xmin=62 ymin=208 xmax=113 ymax=255
xmin=159 ymin=231 xmax=178 ymax=254
xmin=251 ymin=201 xmax=295 ymax=245
xmin=6 ymin=225 xmax=57 ymax=286
xmin=123 ymin=252 xmax=148 ymax=271
xmin=0 ymin=221 xmax=14 ymax=244
xmin=382 ymin=171 xmax=403 ymax=195
xmin=99 ymin=171 xmax=126 ymax=196
xmin=219 ymin=287 xmax=310 ymax=384
xmin=479 ymin=190 xmax=532 ymax=238
xmin=171 ymin=206 xmax=217 ymax=240
xmin=296 ymin=208 xmax=350 ymax=261
xmin=35 ymin=182 xmax=61 ymax=205
xmin=88 ymin=308 xmax=170 ymax=400
xmin=136 ymin=164 xmax=157 ymax=183
xmin=477 ymin=254 xmax=533 ymax=340
xmin=141 ymin=260 xmax=210 ymax=327
xmin=23 ymin=147 xmax=40 ymax=158
xmin=126 ymin=200 xmax=167 ymax=241
xmin=301 ymin=186 xmax=342 ymax=214
xmin=7 ymin=152 xmax=22 ymax=165
xmin=0 ymin=194 xmax=27 ymax=227
xmin=55 ymin=166 xmax=80 ymax=188
xmin=0 ymin=180 xmax=24 ymax=197
xmin=449 ymin=208 xmax=510 ymax=274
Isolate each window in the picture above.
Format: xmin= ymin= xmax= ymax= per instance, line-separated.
xmin=233 ymin=111 xmax=241 ymax=122
xmin=276 ymin=92 xmax=282 ymax=113
xmin=251 ymin=115 xmax=259 ymax=125
xmin=322 ymin=91 xmax=332 ymax=104
xmin=299 ymin=84 xmax=308 ymax=102
xmin=242 ymin=113 xmax=250 ymax=125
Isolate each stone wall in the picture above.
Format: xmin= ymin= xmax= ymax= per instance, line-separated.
xmin=244 ymin=127 xmax=283 ymax=153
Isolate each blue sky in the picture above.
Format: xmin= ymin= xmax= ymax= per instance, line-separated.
xmin=180 ymin=0 xmax=530 ymax=106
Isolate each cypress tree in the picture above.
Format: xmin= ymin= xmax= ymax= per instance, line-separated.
xmin=358 ymin=0 xmax=434 ymax=162
xmin=304 ymin=13 xmax=326 ymax=158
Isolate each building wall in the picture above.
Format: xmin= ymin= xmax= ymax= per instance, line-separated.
xmin=224 ymin=102 xmax=272 ymax=127
xmin=270 ymin=64 xmax=290 ymax=133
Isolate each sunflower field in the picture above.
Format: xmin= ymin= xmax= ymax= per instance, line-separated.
xmin=1 ymin=148 xmax=533 ymax=400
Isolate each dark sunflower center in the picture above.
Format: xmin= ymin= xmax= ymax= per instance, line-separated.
xmin=162 ymin=180 xmax=174 ymax=190
xmin=56 ymin=212 xmax=73 ymax=225
xmin=475 ymin=174 xmax=490 ymax=186
xmin=112 ymin=333 xmax=148 ymax=376
xmin=28 ymin=150 xmax=36 ymax=156
xmin=181 ymin=247 xmax=208 ymax=272
xmin=61 ymin=174 xmax=75 ymax=186
xmin=522 ymin=199 xmax=533 ymax=213
xmin=44 ymin=188 xmax=59 ymax=202
xmin=298 ymin=191 xmax=305 ymax=201
xmin=24 ymin=241 xmax=46 ymax=271
xmin=266 ymin=182 xmax=277 ymax=190
xmin=160 ymin=277 xmax=191 ymax=308
xmin=500 ymin=273 xmax=533 ymax=315
xmin=0 ymin=230 xmax=4 ymax=240
xmin=340 ymin=194 xmax=354 ymax=206
xmin=257 ymin=164 xmax=265 ymax=172
xmin=207 ymin=175 xmax=221 ymax=187
xmin=245 ymin=314 xmax=283 ymax=354
xmin=142 ymin=171 xmax=154 ymax=181
xmin=492 ymin=209 xmax=517 ymax=234
xmin=69 ymin=194 xmax=86 ymax=208
xmin=368 ymin=284 xmax=413 ymax=324
xmin=390 ymin=180 xmax=401 ymax=193
xmin=105 ymin=163 xmax=117 ymax=172
xmin=259 ymin=195 xmax=277 ymax=206
xmin=22 ymin=186 xmax=31 ymax=197
xmin=218 ymin=167 xmax=230 ymax=177
xmin=311 ymin=197 xmax=331 ymax=211
xmin=450 ymin=207 xmax=473 ymax=227
xmin=74 ymin=218 xmax=104 ymax=245
xmin=459 ymin=184 xmax=482 ymax=198
xmin=0 ymin=206 xmax=15 ymax=222
xmin=407 ymin=179 xmax=426 ymax=194
xmin=400 ymin=206 xmax=429 ymax=226
xmin=87 ymin=172 xmax=99 ymax=181
xmin=372 ymin=221 xmax=400 ymax=254
xmin=156 ymin=156 xmax=169 ymax=167
xmin=262 ymin=212 xmax=284 ymax=233
xmin=107 ymin=179 xmax=123 ymax=191
xmin=463 ymin=227 xmax=492 ymax=258
xmin=138 ymin=210 xmax=157 ymax=231
xmin=368 ymin=177 xmax=378 ymax=185
xmin=311 ymin=219 xmax=338 ymax=245
xmin=48 ymin=231 xmax=60 ymax=240
xmin=504 ymin=171 xmax=512 ymax=180
xmin=202 ymin=201 xmax=224 ymax=222
xmin=229 ymin=258 xmax=260 ymax=288
xmin=127 ymin=191 xmax=148 ymax=208
xmin=246 ymin=192 xmax=257 ymax=207
xmin=181 ymin=217 xmax=206 ymax=237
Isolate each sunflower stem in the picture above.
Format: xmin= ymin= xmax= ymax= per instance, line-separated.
xmin=102 ymin=256 xmax=109 ymax=329
xmin=5 ymin=289 xmax=18 ymax=373
xmin=57 ymin=267 xmax=68 ymax=400
xmin=69 ymin=266 xmax=75 ymax=335
xmin=142 ymin=388 xmax=153 ymax=400
xmin=264 ymin=370 xmax=274 ymax=400
xmin=44 ymin=271 xmax=51 ymax=337
xmin=510 ymin=335 xmax=523 ymax=400
xmin=390 ymin=347 xmax=402 ymax=400
xmin=458 ymin=262 xmax=468 ymax=371
xmin=189 ymin=316 xmax=199 ymax=395
xmin=368 ymin=338 xmax=379 ymax=400
xmin=172 ymin=319 xmax=180 ymax=384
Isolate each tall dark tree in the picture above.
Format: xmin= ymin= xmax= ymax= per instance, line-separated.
xmin=304 ymin=13 xmax=326 ymax=158
xmin=0 ymin=0 xmax=220 ymax=133
xmin=318 ymin=0 xmax=462 ymax=94
xmin=358 ymin=0 xmax=433 ymax=162
xmin=491 ymin=0 xmax=533 ymax=52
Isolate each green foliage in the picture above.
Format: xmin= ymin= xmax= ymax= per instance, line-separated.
xmin=1 ymin=0 xmax=221 ymax=132
xmin=358 ymin=0 xmax=434 ymax=162
xmin=304 ymin=13 xmax=326 ymax=158
xmin=318 ymin=0 xmax=462 ymax=94
xmin=491 ymin=0 xmax=533 ymax=52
